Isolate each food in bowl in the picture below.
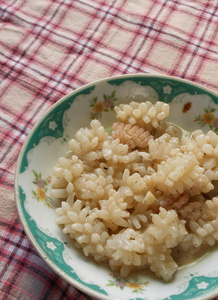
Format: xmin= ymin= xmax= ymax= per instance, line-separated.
xmin=51 ymin=100 xmax=218 ymax=282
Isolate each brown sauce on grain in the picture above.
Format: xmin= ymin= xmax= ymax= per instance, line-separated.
xmin=172 ymin=244 xmax=217 ymax=269
xmin=125 ymin=246 xmax=218 ymax=284
xmin=204 ymin=180 xmax=218 ymax=199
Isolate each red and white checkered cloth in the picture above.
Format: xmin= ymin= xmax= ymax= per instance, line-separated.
xmin=1 ymin=0 xmax=218 ymax=299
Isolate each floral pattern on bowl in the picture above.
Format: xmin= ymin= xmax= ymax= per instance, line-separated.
xmin=15 ymin=74 xmax=218 ymax=300
xmin=194 ymin=105 xmax=218 ymax=132
xmin=31 ymin=170 xmax=53 ymax=208
xmin=89 ymin=90 xmax=118 ymax=120
xmin=107 ymin=273 xmax=149 ymax=294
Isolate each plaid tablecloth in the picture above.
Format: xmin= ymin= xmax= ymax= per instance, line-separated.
xmin=1 ymin=0 xmax=218 ymax=299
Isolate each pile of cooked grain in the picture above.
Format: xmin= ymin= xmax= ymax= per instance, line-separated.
xmin=51 ymin=100 xmax=218 ymax=281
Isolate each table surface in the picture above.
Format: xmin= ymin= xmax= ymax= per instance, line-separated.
xmin=1 ymin=0 xmax=218 ymax=299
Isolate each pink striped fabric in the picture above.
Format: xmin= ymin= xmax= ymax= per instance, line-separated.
xmin=0 ymin=0 xmax=218 ymax=299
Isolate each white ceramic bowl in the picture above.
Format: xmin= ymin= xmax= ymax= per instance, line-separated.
xmin=15 ymin=74 xmax=218 ymax=300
